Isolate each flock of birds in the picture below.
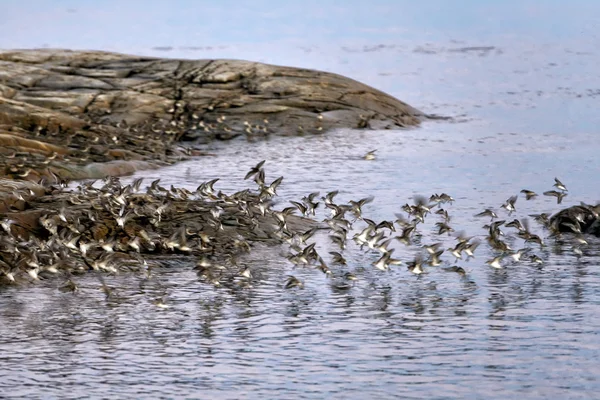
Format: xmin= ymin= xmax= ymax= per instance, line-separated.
xmin=277 ymin=170 xmax=588 ymax=289
xmin=0 ymin=151 xmax=596 ymax=297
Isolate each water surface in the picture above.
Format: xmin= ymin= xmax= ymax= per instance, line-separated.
xmin=1 ymin=2 xmax=600 ymax=399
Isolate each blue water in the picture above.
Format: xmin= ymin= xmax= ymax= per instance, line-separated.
xmin=1 ymin=2 xmax=600 ymax=399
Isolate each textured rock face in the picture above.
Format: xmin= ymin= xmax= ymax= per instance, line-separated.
xmin=0 ymin=49 xmax=427 ymax=182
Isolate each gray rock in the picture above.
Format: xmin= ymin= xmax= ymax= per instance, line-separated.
xmin=0 ymin=49 xmax=429 ymax=181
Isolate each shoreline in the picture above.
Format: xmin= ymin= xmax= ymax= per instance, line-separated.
xmin=1 ymin=49 xmax=596 ymax=288
xmin=0 ymin=49 xmax=427 ymax=285
xmin=0 ymin=49 xmax=429 ymax=182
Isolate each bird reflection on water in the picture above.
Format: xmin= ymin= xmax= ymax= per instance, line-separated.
xmin=1 ymin=132 xmax=600 ymax=399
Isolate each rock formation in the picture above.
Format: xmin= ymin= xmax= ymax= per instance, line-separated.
xmin=0 ymin=49 xmax=430 ymax=286
xmin=0 ymin=49 xmax=428 ymax=184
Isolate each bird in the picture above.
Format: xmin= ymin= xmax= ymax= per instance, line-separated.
xmin=475 ymin=209 xmax=498 ymax=220
xmin=510 ymin=248 xmax=530 ymax=262
xmin=407 ymin=254 xmax=424 ymax=275
xmin=285 ymin=275 xmax=304 ymax=289
xmin=244 ymin=160 xmax=266 ymax=180
xmin=543 ymin=190 xmax=567 ymax=204
xmin=427 ymin=249 xmax=444 ymax=267
xmin=329 ymin=251 xmax=347 ymax=265
xmin=553 ymin=177 xmax=567 ymax=192
xmin=446 ymin=266 xmax=466 ymax=276
xmin=530 ymin=254 xmax=544 ymax=265
xmin=260 ymin=176 xmax=284 ymax=199
xmin=486 ymin=255 xmax=504 ymax=269
xmin=344 ymin=272 xmax=357 ymax=281
xmin=373 ymin=250 xmax=402 ymax=271
xmin=520 ymin=189 xmax=538 ymax=200
xmin=363 ymin=150 xmax=377 ymax=160
xmin=500 ymin=195 xmax=517 ymax=215
xmin=59 ymin=279 xmax=78 ymax=293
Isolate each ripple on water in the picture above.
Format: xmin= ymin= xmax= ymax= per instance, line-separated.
xmin=3 ymin=25 xmax=600 ymax=400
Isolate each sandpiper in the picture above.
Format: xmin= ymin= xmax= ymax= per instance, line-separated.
xmin=363 ymin=149 xmax=377 ymax=160
xmin=553 ymin=177 xmax=567 ymax=192
xmin=285 ymin=275 xmax=304 ymax=289
xmin=244 ymin=160 xmax=266 ymax=180
xmin=329 ymin=251 xmax=347 ymax=265
xmin=500 ymin=195 xmax=517 ymax=215
xmin=486 ymin=255 xmax=504 ymax=269
xmin=475 ymin=209 xmax=498 ymax=221
xmin=520 ymin=189 xmax=538 ymax=200
xmin=543 ymin=190 xmax=567 ymax=204
xmin=407 ymin=255 xmax=424 ymax=275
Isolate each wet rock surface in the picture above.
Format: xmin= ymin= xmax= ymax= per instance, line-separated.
xmin=548 ymin=203 xmax=600 ymax=236
xmin=0 ymin=49 xmax=428 ymax=182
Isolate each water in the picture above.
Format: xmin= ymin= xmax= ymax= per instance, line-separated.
xmin=2 ymin=1 xmax=600 ymax=398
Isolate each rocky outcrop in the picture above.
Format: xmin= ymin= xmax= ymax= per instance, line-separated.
xmin=0 ymin=49 xmax=427 ymax=183
xmin=0 ymin=50 xmax=430 ymax=286
xmin=548 ymin=203 xmax=600 ymax=236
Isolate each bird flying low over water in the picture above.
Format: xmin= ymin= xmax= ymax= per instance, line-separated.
xmin=553 ymin=177 xmax=567 ymax=192
xmin=475 ymin=209 xmax=498 ymax=220
xmin=244 ymin=160 xmax=266 ymax=180
xmin=363 ymin=149 xmax=377 ymax=160
xmin=486 ymin=255 xmax=504 ymax=269
xmin=543 ymin=190 xmax=567 ymax=204
xmin=500 ymin=195 xmax=518 ymax=215
xmin=285 ymin=275 xmax=304 ymax=289
xmin=520 ymin=189 xmax=538 ymax=200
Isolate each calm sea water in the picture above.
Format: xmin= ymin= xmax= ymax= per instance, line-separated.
xmin=2 ymin=1 xmax=600 ymax=399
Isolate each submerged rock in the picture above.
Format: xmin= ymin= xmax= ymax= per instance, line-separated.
xmin=549 ymin=203 xmax=600 ymax=236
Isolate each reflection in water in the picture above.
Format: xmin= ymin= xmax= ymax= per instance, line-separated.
xmin=2 ymin=127 xmax=600 ymax=398
xmin=2 ymin=2 xmax=600 ymax=398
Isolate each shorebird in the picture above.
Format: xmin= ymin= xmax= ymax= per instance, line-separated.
xmin=505 ymin=219 xmax=525 ymax=232
xmin=475 ymin=209 xmax=498 ymax=221
xmin=301 ymin=192 xmax=320 ymax=216
xmin=349 ymin=196 xmax=374 ymax=219
xmin=153 ymin=298 xmax=170 ymax=309
xmin=423 ymin=242 xmax=443 ymax=255
xmin=530 ymin=254 xmax=544 ymax=265
xmin=395 ymin=225 xmax=415 ymax=246
xmin=59 ymin=279 xmax=78 ymax=293
xmin=510 ymin=248 xmax=530 ymax=262
xmin=553 ymin=177 xmax=567 ymax=192
xmin=543 ymin=190 xmax=567 ymax=204
xmin=260 ymin=176 xmax=283 ymax=199
xmin=344 ymin=272 xmax=357 ymax=281
xmin=285 ymin=275 xmax=304 ymax=289
xmin=427 ymin=249 xmax=444 ymax=267
xmin=486 ymin=255 xmax=504 ymax=269
xmin=322 ymin=190 xmax=339 ymax=205
xmin=435 ymin=221 xmax=454 ymax=235
xmin=520 ymin=189 xmax=538 ymax=200
xmin=500 ymin=195 xmax=517 ymax=215
xmin=464 ymin=240 xmax=480 ymax=259
xmin=363 ymin=149 xmax=377 ymax=160
xmin=329 ymin=251 xmax=347 ymax=265
xmin=407 ymin=254 xmax=424 ymax=275
xmin=373 ymin=250 xmax=402 ymax=271
xmin=244 ymin=160 xmax=266 ymax=180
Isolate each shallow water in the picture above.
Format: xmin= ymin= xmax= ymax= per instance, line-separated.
xmin=2 ymin=1 xmax=600 ymax=399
